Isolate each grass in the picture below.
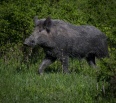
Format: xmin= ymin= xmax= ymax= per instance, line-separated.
xmin=0 ymin=56 xmax=115 ymax=103
xmin=0 ymin=72 xmax=96 ymax=102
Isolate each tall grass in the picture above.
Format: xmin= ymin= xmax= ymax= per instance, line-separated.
xmin=0 ymin=46 xmax=115 ymax=103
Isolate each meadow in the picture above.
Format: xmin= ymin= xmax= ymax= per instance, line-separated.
xmin=0 ymin=47 xmax=115 ymax=103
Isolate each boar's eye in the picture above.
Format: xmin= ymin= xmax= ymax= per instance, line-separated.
xmin=31 ymin=40 xmax=35 ymax=43
xmin=39 ymin=29 xmax=42 ymax=32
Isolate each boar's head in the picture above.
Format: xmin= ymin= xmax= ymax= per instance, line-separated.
xmin=24 ymin=16 xmax=54 ymax=48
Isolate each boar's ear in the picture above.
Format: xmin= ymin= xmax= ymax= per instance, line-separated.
xmin=34 ymin=16 xmax=39 ymax=26
xmin=43 ymin=17 xmax=52 ymax=33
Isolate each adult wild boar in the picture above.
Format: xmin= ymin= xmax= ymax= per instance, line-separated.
xmin=24 ymin=16 xmax=109 ymax=74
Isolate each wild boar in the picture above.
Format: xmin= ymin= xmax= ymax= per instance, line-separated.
xmin=24 ymin=16 xmax=109 ymax=74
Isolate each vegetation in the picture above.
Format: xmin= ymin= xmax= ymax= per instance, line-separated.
xmin=0 ymin=0 xmax=116 ymax=102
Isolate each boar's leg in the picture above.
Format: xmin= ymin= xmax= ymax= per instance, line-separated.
xmin=38 ymin=56 xmax=56 ymax=74
xmin=61 ymin=56 xmax=69 ymax=73
xmin=86 ymin=53 xmax=96 ymax=68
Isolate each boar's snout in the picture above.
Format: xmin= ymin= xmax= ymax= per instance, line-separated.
xmin=23 ymin=42 xmax=29 ymax=47
xmin=23 ymin=39 xmax=28 ymax=46
xmin=23 ymin=38 xmax=35 ymax=47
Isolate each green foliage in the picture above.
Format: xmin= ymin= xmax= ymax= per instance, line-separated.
xmin=0 ymin=1 xmax=35 ymax=45
xmin=0 ymin=0 xmax=116 ymax=45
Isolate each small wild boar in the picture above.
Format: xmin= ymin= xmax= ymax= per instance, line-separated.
xmin=24 ymin=16 xmax=109 ymax=74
